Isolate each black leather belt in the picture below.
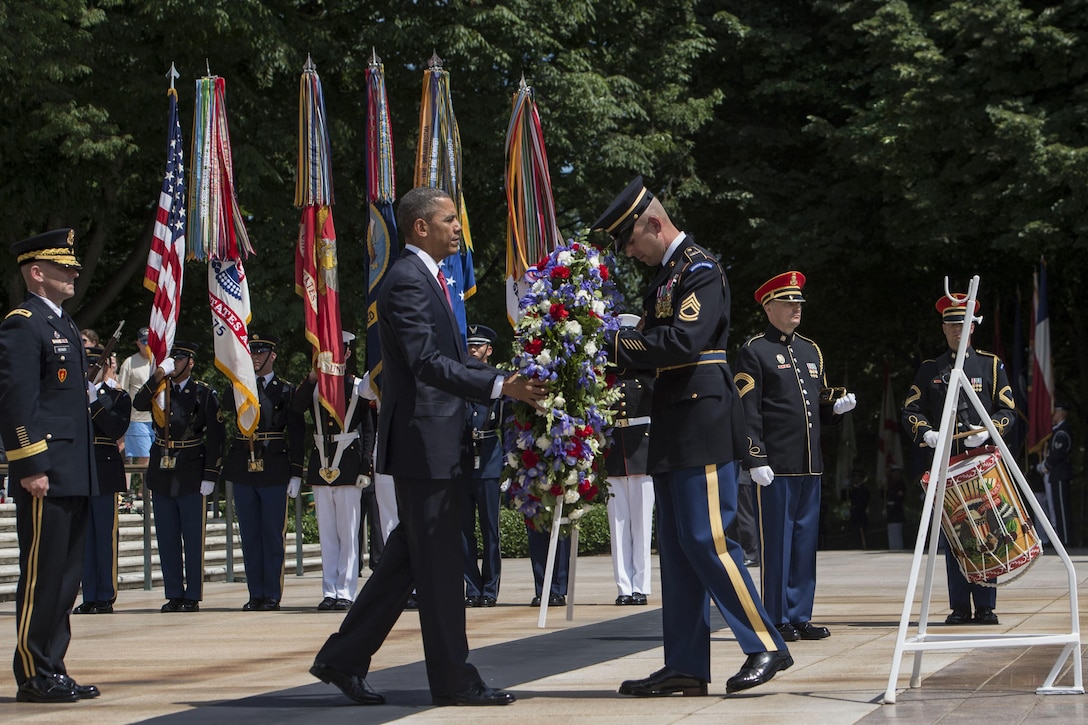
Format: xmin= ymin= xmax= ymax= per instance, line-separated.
xmin=155 ymin=437 xmax=202 ymax=450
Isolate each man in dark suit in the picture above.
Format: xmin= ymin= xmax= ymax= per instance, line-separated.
xmin=310 ymin=186 xmax=546 ymax=707
xmin=133 ymin=341 xmax=225 ymax=613
xmin=74 ymin=344 xmax=131 ymax=615
xmin=222 ymin=333 xmax=305 ymax=611
xmin=0 ymin=229 xmax=101 ymax=702
xmin=595 ymin=177 xmax=791 ymax=697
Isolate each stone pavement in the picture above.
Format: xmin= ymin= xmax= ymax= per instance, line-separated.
xmin=1 ymin=549 xmax=1085 ymax=724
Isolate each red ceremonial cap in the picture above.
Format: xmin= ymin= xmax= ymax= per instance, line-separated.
xmin=754 ymin=271 xmax=806 ymax=305
xmin=935 ymin=293 xmax=980 ymax=322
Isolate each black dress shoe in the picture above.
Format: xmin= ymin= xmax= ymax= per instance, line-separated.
xmin=16 ymin=675 xmax=78 ymax=703
xmin=260 ymin=599 xmax=281 ymax=611
xmin=309 ymin=663 xmax=385 ymax=705
xmin=631 ymin=592 xmax=648 ymax=605
xmin=726 ymin=651 xmax=794 ymax=693
xmin=405 ymin=594 xmax=419 ymax=610
xmin=432 ymin=682 xmax=516 ymax=706
xmin=465 ymin=595 xmax=482 ymax=607
xmin=743 ymin=557 xmax=760 ymax=568
xmin=93 ymin=601 xmax=114 ymax=614
xmin=615 ymin=595 xmax=634 ymax=605
xmin=794 ymin=621 xmax=830 ymax=640
xmin=480 ymin=596 xmax=497 ymax=607
xmin=335 ymin=598 xmax=353 ymax=610
xmin=776 ymin=623 xmax=799 ymax=641
xmin=548 ymin=594 xmax=566 ymax=607
xmin=317 ymin=596 xmax=337 ymax=611
xmin=54 ymin=673 xmax=100 ymax=699
xmin=73 ymin=601 xmax=96 ymax=614
xmin=243 ymin=598 xmax=264 ymax=611
xmin=161 ymin=598 xmax=182 ymax=613
xmin=974 ymin=608 xmax=999 ymax=625
xmin=945 ymin=608 xmax=972 ymax=625
xmin=179 ymin=599 xmax=199 ymax=612
xmin=530 ymin=596 xmax=542 ymax=607
xmin=619 ymin=666 xmax=709 ymax=697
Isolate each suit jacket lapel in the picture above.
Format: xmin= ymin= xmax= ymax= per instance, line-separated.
xmin=404 ymin=251 xmax=463 ymax=356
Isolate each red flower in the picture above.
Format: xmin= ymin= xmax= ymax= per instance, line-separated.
xmin=524 ymin=339 xmax=544 ymax=355
xmin=549 ymin=303 xmax=569 ymax=320
xmin=587 ymin=485 xmax=599 ymax=500
xmin=536 ymin=253 xmax=550 ymax=270
xmin=606 ymin=373 xmax=618 ymax=387
xmin=522 ymin=450 xmax=540 ymax=468
xmin=578 ymin=480 xmax=592 ymax=495
xmin=526 ymin=518 xmax=537 ymax=531
xmin=572 ymin=243 xmax=581 ymax=251
xmin=579 ymin=425 xmax=595 ymax=438
xmin=598 ymin=265 xmax=609 ymax=281
xmin=550 ymin=266 xmax=571 ymax=279
xmin=550 ymin=484 xmax=563 ymax=497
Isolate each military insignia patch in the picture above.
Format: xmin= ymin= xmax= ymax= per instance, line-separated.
xmin=656 ymin=276 xmax=678 ymax=318
xmin=4 ymin=308 xmax=32 ymax=319
xmin=807 ymin=362 xmax=819 ymax=377
xmin=971 ymin=376 xmax=983 ymax=392
xmin=678 ymin=293 xmax=700 ymax=322
xmin=776 ymin=354 xmax=786 ymax=365
xmin=58 ymin=368 xmax=67 ymax=383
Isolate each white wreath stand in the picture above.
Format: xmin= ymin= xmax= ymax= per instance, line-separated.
xmin=883 ymin=276 xmax=1082 ymax=703
xmin=537 ymin=500 xmax=578 ymax=628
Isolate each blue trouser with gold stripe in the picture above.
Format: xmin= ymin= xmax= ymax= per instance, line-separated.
xmin=233 ymin=482 xmax=289 ymax=602
xmin=81 ymin=492 xmax=119 ymax=604
xmin=655 ymin=461 xmax=786 ymax=681
xmin=757 ymin=474 xmax=821 ymax=626
xmin=152 ymin=491 xmax=206 ymax=601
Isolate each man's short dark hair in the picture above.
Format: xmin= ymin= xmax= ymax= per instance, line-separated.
xmin=396 ymin=187 xmax=454 ymax=239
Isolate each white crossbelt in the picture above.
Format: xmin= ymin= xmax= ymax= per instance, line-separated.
xmin=312 ymin=377 xmax=363 ymax=475
xmin=614 ymin=416 xmax=651 ymax=428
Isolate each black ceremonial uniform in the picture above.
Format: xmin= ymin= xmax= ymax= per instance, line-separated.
xmin=605 ymin=370 xmax=653 ymax=478
xmin=78 ymin=380 xmax=131 ymax=611
xmin=0 ymin=294 xmax=98 ymax=687
xmin=222 ymin=374 xmax=305 ymax=607
xmin=902 ymin=345 xmax=1014 ymax=614
xmin=293 ymin=375 xmax=369 ymax=488
xmin=133 ymin=375 xmax=225 ymax=605
xmin=463 ymin=397 xmax=503 ymax=603
xmin=603 ymin=234 xmax=785 ymax=681
xmin=1042 ymin=416 xmax=1073 ymax=544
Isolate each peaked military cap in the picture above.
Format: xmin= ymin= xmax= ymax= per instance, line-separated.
xmin=617 ymin=313 xmax=641 ymax=329
xmin=755 ymin=271 xmax=806 ymax=305
xmin=466 ymin=324 xmax=496 ymax=346
xmin=592 ymin=176 xmax=654 ymax=254
xmin=935 ymin=293 xmax=980 ymax=323
xmin=11 ymin=228 xmax=82 ymax=270
xmin=170 ymin=341 xmax=200 ymax=358
xmin=249 ymin=333 xmax=279 ymax=353
xmin=85 ymin=345 xmax=105 ymax=364
xmin=137 ymin=326 xmax=150 ymax=344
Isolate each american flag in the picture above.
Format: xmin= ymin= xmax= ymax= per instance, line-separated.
xmin=143 ymin=87 xmax=186 ymax=367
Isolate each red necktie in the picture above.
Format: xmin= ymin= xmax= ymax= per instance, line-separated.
xmin=437 ymin=269 xmax=453 ymax=308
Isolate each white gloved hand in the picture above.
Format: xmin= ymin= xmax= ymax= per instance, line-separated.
xmin=87 ymin=380 xmax=98 ymax=403
xmin=287 ymin=476 xmax=302 ymax=498
xmin=751 ymin=465 xmax=775 ymax=487
xmin=199 ymin=480 xmax=215 ymax=497
xmin=355 ymin=474 xmax=372 ymax=490
xmin=833 ymin=392 xmax=857 ymax=415
xmin=964 ymin=425 xmax=990 ymax=448
xmin=1036 ymin=462 xmax=1048 ymax=474
xmin=923 ymin=431 xmax=940 ymax=448
xmin=500 ymin=479 xmax=511 ymax=493
xmin=158 ymin=356 xmax=176 ymax=377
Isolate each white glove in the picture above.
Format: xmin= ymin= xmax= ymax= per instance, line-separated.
xmin=500 ymin=479 xmax=511 ymax=493
xmin=751 ymin=465 xmax=775 ymax=487
xmin=833 ymin=392 xmax=856 ymax=415
xmin=199 ymin=480 xmax=215 ymax=497
xmin=355 ymin=474 xmax=372 ymax=489
xmin=1036 ymin=462 xmax=1048 ymax=474
xmin=158 ymin=357 xmax=176 ymax=377
xmin=964 ymin=425 xmax=990 ymax=448
xmin=287 ymin=476 xmax=302 ymax=498
xmin=923 ymin=431 xmax=940 ymax=448
xmin=87 ymin=380 xmax=98 ymax=403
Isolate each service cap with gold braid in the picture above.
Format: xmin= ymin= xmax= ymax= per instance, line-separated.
xmin=935 ymin=293 xmax=980 ymax=323
xmin=249 ymin=333 xmax=279 ymax=354
xmin=592 ymin=176 xmax=654 ymax=254
xmin=754 ymin=270 xmax=806 ymax=305
xmin=170 ymin=341 xmax=200 ymax=359
xmin=10 ymin=228 xmax=82 ymax=270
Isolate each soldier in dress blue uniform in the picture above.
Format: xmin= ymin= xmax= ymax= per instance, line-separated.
xmin=133 ymin=341 xmax=225 ymax=613
xmin=74 ymin=344 xmax=131 ymax=615
xmin=221 ymin=333 xmax=305 ymax=611
xmin=733 ymin=272 xmax=856 ymax=642
xmin=901 ymin=293 xmax=1015 ymax=625
xmin=605 ymin=314 xmax=655 ymax=606
xmin=462 ymin=324 xmax=503 ymax=607
xmin=596 ymin=177 xmax=791 ymax=697
xmin=0 ymin=229 xmax=102 ymax=703
xmin=1037 ymin=403 xmax=1073 ymax=545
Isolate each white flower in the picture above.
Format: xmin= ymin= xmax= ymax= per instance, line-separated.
xmin=591 ymin=299 xmax=606 ymax=316
xmin=565 ymin=320 xmax=582 ymax=337
xmin=538 ymin=300 xmax=552 ymax=314
xmin=506 ymin=452 xmax=519 ymax=467
xmin=556 ymin=250 xmax=574 ymax=265
xmin=565 ymin=469 xmax=580 ymax=486
xmin=535 ymin=435 xmax=552 ymax=451
xmin=564 ymin=489 xmax=580 ymax=503
xmin=568 ymin=505 xmax=586 ymax=521
xmin=585 ymin=340 xmax=598 ymax=356
xmin=553 ymin=394 xmax=566 ymax=408
xmin=538 ymin=349 xmax=552 ymax=365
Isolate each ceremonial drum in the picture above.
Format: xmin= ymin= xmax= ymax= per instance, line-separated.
xmin=922 ymin=446 xmax=1042 ymax=585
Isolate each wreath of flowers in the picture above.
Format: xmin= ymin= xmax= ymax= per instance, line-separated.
xmin=503 ymin=234 xmax=623 ymax=536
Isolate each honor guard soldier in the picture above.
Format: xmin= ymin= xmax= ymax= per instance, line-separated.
xmin=133 ymin=341 xmax=225 ymax=613
xmin=462 ymin=324 xmax=503 ymax=607
xmin=0 ymin=229 xmax=102 ymax=702
xmin=292 ymin=331 xmax=372 ymax=611
xmin=75 ymin=344 xmax=132 ymax=615
xmin=604 ymin=314 xmax=655 ymax=606
xmin=902 ymin=293 xmax=1015 ymax=625
xmin=734 ymin=272 xmax=856 ymax=642
xmin=1037 ymin=403 xmax=1073 ymax=544
xmin=221 ymin=333 xmax=305 ymax=611
xmin=596 ymin=177 xmax=791 ymax=697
